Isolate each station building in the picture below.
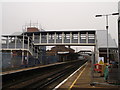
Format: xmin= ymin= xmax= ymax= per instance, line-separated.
xmin=96 ymin=30 xmax=118 ymax=63
xmin=46 ymin=46 xmax=75 ymax=62
xmin=1 ymin=22 xmax=118 ymax=71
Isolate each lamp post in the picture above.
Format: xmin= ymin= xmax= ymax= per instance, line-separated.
xmin=22 ymin=26 xmax=26 ymax=65
xmin=95 ymin=13 xmax=119 ymax=64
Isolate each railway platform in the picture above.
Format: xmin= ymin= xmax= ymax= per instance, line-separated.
xmin=1 ymin=62 xmax=66 ymax=75
xmin=56 ymin=62 xmax=120 ymax=90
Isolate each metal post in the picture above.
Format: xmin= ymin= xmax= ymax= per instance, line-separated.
xmin=118 ymin=18 xmax=120 ymax=83
xmin=37 ymin=48 xmax=39 ymax=58
xmin=27 ymin=51 xmax=29 ymax=64
xmin=62 ymin=32 xmax=64 ymax=44
xmin=10 ymin=37 xmax=12 ymax=44
xmin=96 ymin=13 xmax=119 ymax=64
xmin=22 ymin=50 xmax=24 ymax=65
xmin=22 ymin=31 xmax=25 ymax=65
xmin=28 ymin=37 xmax=29 ymax=49
xmin=90 ymin=50 xmax=94 ymax=84
xmin=70 ymin=32 xmax=72 ymax=44
xmin=33 ymin=33 xmax=34 ymax=43
xmin=86 ymin=32 xmax=88 ymax=43
xmin=11 ymin=50 xmax=13 ymax=67
xmin=15 ymin=36 xmax=17 ymax=49
xmin=106 ymin=15 xmax=109 ymax=64
xmin=40 ymin=49 xmax=42 ymax=64
xmin=7 ymin=36 xmax=9 ymax=48
xmin=23 ymin=33 xmax=25 ymax=49
xmin=95 ymin=12 xmax=119 ymax=85
xmin=90 ymin=45 xmax=97 ymax=85
xmin=54 ymin=32 xmax=56 ymax=43
xmin=78 ymin=32 xmax=80 ymax=43
xmin=39 ymin=33 xmax=41 ymax=43
xmin=47 ymin=33 xmax=49 ymax=44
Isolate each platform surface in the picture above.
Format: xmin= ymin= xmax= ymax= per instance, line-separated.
xmin=57 ymin=62 xmax=120 ymax=90
xmin=1 ymin=62 xmax=66 ymax=75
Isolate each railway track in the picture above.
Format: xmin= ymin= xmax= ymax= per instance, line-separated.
xmin=2 ymin=60 xmax=87 ymax=89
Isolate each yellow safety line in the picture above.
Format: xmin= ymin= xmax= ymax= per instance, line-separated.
xmin=69 ymin=64 xmax=87 ymax=89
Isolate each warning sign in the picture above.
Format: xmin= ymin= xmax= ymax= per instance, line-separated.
xmin=98 ymin=57 xmax=104 ymax=65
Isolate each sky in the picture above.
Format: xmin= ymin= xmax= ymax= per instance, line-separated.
xmin=0 ymin=0 xmax=120 ymax=51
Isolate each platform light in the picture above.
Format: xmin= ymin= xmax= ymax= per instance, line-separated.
xmin=95 ymin=12 xmax=119 ymax=65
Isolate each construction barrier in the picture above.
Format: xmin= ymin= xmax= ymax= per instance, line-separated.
xmin=94 ymin=64 xmax=105 ymax=76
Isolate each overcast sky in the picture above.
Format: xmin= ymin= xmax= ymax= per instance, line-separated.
xmin=1 ymin=1 xmax=120 ymax=51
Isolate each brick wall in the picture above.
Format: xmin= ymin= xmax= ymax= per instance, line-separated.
xmin=27 ymin=27 xmax=39 ymax=32
xmin=46 ymin=46 xmax=75 ymax=56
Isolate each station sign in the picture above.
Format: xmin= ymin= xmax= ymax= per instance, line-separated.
xmin=98 ymin=57 xmax=104 ymax=65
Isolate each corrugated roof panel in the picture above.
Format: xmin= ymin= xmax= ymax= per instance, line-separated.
xmin=11 ymin=32 xmax=22 ymax=35
xmin=96 ymin=30 xmax=117 ymax=48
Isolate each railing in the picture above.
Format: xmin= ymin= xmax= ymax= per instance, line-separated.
xmin=2 ymin=42 xmax=28 ymax=49
xmin=31 ymin=31 xmax=96 ymax=45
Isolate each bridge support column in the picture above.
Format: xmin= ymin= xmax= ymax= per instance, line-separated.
xmin=86 ymin=32 xmax=88 ymax=43
xmin=62 ymin=32 xmax=64 ymax=43
xmin=47 ymin=33 xmax=49 ymax=44
xmin=7 ymin=36 xmax=9 ymax=48
xmin=70 ymin=32 xmax=72 ymax=43
xmin=54 ymin=32 xmax=56 ymax=43
xmin=39 ymin=33 xmax=41 ymax=43
xmin=78 ymin=32 xmax=80 ymax=43
xmin=15 ymin=36 xmax=17 ymax=49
